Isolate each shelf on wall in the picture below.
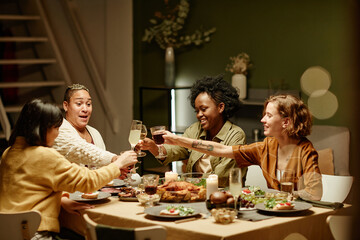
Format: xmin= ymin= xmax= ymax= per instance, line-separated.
xmin=241 ymin=88 xmax=300 ymax=106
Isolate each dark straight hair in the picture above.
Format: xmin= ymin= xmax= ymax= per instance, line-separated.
xmin=9 ymin=99 xmax=63 ymax=146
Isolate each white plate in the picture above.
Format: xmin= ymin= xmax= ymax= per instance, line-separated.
xmin=102 ymin=179 xmax=126 ymax=188
xmin=256 ymin=202 xmax=312 ymax=213
xmin=144 ymin=204 xmax=201 ymax=219
xmin=69 ymin=191 xmax=111 ymax=202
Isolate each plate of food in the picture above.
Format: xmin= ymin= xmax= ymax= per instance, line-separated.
xmin=157 ymin=181 xmax=206 ymax=202
xmin=117 ymin=186 xmax=141 ymax=201
xmin=69 ymin=191 xmax=111 ymax=202
xmin=242 ymin=186 xmax=266 ymax=197
xmin=102 ymin=179 xmax=126 ymax=188
xmin=144 ymin=204 xmax=200 ymax=219
xmin=256 ymin=199 xmax=312 ymax=213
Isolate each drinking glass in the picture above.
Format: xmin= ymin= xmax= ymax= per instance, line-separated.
xmin=229 ymin=168 xmax=242 ymax=211
xmin=142 ymin=174 xmax=159 ymax=207
xmin=137 ymin=125 xmax=147 ymax=157
xmin=280 ymin=169 xmax=295 ymax=195
xmin=150 ymin=126 xmax=167 ymax=158
xmin=128 ymin=120 xmax=142 ymax=150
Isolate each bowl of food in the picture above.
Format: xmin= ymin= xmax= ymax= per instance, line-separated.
xmin=211 ymin=208 xmax=237 ymax=224
xmin=136 ymin=193 xmax=160 ymax=206
xmin=180 ymin=172 xmax=208 ymax=186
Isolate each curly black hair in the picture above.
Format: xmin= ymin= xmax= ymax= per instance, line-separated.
xmin=188 ymin=75 xmax=241 ymax=120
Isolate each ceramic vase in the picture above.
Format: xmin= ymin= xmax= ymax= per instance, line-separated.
xmin=232 ymin=74 xmax=247 ymax=99
xmin=165 ymin=46 xmax=175 ymax=87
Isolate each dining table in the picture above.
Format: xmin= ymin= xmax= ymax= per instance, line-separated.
xmin=59 ymin=195 xmax=352 ymax=240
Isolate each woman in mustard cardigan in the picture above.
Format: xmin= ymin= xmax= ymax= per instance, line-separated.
xmin=0 ymin=99 xmax=138 ymax=239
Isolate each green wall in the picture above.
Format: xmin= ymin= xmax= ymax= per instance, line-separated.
xmin=133 ymin=0 xmax=358 ymax=171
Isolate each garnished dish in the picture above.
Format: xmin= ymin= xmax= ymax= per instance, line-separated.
xmin=157 ymin=181 xmax=206 ymax=202
xmin=242 ymin=186 xmax=265 ymax=196
xmin=144 ymin=204 xmax=200 ymax=219
xmin=264 ymin=198 xmax=294 ymax=210
xmin=160 ymin=205 xmax=195 ymax=216
xmin=256 ymin=198 xmax=312 ymax=213
xmin=69 ymin=191 xmax=111 ymax=202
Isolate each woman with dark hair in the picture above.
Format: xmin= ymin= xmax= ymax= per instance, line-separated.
xmin=162 ymin=94 xmax=323 ymax=200
xmin=140 ymin=75 xmax=247 ymax=187
xmin=0 ymin=99 xmax=138 ymax=239
xmin=53 ymin=84 xmax=122 ymax=167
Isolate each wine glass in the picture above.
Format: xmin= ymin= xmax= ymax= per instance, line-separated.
xmin=137 ymin=125 xmax=147 ymax=157
xmin=128 ymin=120 xmax=142 ymax=151
xmin=280 ymin=169 xmax=295 ymax=196
xmin=126 ymin=120 xmax=141 ymax=185
xmin=150 ymin=126 xmax=167 ymax=158
xmin=142 ymin=174 xmax=159 ymax=207
xmin=229 ymin=168 xmax=242 ymax=211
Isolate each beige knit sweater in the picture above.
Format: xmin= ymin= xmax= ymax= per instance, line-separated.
xmin=53 ymin=119 xmax=116 ymax=167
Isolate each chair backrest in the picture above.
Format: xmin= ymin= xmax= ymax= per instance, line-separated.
xmin=326 ymin=215 xmax=352 ymax=240
xmin=244 ymin=165 xmax=269 ymax=190
xmin=321 ymin=174 xmax=353 ymax=202
xmin=307 ymin=125 xmax=350 ymax=176
xmin=0 ymin=210 xmax=41 ymax=240
xmin=83 ymin=213 xmax=167 ymax=240
xmin=283 ymin=232 xmax=308 ymax=240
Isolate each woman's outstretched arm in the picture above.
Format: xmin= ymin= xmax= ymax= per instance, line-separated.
xmin=163 ymin=131 xmax=235 ymax=158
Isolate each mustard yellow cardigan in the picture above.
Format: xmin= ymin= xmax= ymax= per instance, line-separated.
xmin=0 ymin=137 xmax=120 ymax=232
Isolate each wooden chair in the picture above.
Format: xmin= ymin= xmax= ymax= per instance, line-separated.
xmin=326 ymin=215 xmax=352 ymax=240
xmin=244 ymin=165 xmax=269 ymax=190
xmin=83 ymin=213 xmax=167 ymax=240
xmin=0 ymin=210 xmax=41 ymax=240
xmin=321 ymin=174 xmax=353 ymax=202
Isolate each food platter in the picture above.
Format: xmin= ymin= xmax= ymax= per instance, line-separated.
xmin=256 ymin=201 xmax=312 ymax=213
xmin=69 ymin=191 xmax=111 ymax=202
xmin=144 ymin=204 xmax=201 ymax=219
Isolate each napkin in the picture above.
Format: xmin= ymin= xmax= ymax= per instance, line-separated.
xmin=238 ymin=210 xmax=275 ymax=221
xmin=296 ymin=198 xmax=343 ymax=209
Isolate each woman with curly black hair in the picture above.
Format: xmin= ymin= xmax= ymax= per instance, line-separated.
xmin=140 ymin=75 xmax=247 ymax=187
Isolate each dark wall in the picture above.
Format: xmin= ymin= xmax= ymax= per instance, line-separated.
xmin=133 ymin=0 xmax=358 ymax=170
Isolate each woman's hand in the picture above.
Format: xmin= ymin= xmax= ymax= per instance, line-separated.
xmin=113 ymin=150 xmax=138 ymax=169
xmin=61 ymin=197 xmax=94 ymax=216
xmin=162 ymin=131 xmax=178 ymax=145
xmin=138 ymin=138 xmax=160 ymax=156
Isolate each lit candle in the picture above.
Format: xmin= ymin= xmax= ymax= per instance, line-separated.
xmin=206 ymin=174 xmax=218 ymax=199
xmin=165 ymin=171 xmax=178 ymax=182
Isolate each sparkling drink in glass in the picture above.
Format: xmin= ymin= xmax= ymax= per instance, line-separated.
xmin=229 ymin=168 xmax=242 ymax=211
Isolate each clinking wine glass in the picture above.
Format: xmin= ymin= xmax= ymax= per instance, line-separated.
xmin=229 ymin=168 xmax=242 ymax=211
xmin=150 ymin=126 xmax=167 ymax=159
xmin=127 ymin=120 xmax=142 ymax=184
xmin=143 ymin=174 xmax=159 ymax=207
xmin=128 ymin=120 xmax=142 ymax=151
xmin=137 ymin=125 xmax=147 ymax=157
